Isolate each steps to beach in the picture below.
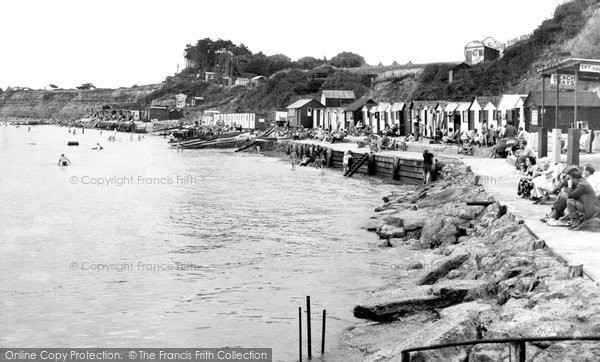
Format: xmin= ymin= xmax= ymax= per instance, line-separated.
xmin=344 ymin=154 xmax=369 ymax=177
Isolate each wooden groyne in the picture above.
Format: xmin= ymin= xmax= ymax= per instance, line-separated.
xmin=273 ymin=141 xmax=427 ymax=184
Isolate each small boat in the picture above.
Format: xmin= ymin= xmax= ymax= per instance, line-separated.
xmin=67 ymin=141 xmax=79 ymax=146
xmin=173 ymin=132 xmax=251 ymax=149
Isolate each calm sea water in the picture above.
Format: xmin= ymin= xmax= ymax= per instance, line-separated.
xmin=0 ymin=125 xmax=418 ymax=361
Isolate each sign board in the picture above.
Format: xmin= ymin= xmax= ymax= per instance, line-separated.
xmin=580 ymin=63 xmax=600 ymax=73
xmin=550 ymin=74 xmax=575 ymax=87
xmin=531 ymin=110 xmax=538 ymax=126
xmin=175 ymin=94 xmax=187 ymax=109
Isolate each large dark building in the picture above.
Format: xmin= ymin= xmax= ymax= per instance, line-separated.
xmin=524 ymin=91 xmax=600 ymax=132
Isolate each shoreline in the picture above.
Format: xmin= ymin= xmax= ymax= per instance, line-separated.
xmin=336 ymin=159 xmax=600 ymax=361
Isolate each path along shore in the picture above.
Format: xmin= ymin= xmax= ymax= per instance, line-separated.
xmin=463 ymin=155 xmax=600 ymax=280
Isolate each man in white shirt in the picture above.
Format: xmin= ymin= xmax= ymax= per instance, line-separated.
xmin=515 ymin=140 xmax=536 ymax=170
xmin=583 ymin=164 xmax=600 ymax=197
xmin=517 ymin=127 xmax=530 ymax=141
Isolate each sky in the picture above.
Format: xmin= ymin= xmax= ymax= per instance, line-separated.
xmin=0 ymin=0 xmax=569 ymax=90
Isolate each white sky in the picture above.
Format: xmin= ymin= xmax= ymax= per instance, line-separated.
xmin=0 ymin=0 xmax=569 ymax=90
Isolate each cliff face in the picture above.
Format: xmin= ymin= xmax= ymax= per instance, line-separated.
xmin=0 ymin=84 xmax=161 ymax=120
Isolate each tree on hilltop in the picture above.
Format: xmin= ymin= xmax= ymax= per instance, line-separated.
xmin=77 ymin=83 xmax=96 ymax=90
xmin=296 ymin=56 xmax=326 ymax=70
xmin=330 ymin=52 xmax=366 ymax=68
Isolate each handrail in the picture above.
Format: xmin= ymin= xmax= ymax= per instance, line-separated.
xmin=401 ymin=335 xmax=600 ymax=362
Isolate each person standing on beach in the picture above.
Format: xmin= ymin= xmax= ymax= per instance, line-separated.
xmin=423 ymin=148 xmax=435 ymax=184
xmin=342 ymin=150 xmax=353 ymax=175
xmin=58 ymin=154 xmax=71 ymax=166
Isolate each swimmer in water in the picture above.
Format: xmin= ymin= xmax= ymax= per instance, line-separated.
xmin=58 ymin=154 xmax=71 ymax=166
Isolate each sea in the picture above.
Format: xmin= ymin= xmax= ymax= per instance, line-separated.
xmin=0 ymin=125 xmax=420 ymax=361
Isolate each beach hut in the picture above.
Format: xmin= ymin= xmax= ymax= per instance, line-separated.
xmin=345 ymin=97 xmax=377 ymax=128
xmin=368 ymin=105 xmax=379 ymax=132
xmin=390 ymin=102 xmax=406 ymax=134
xmin=323 ymin=107 xmax=346 ymax=131
xmin=286 ymin=99 xmax=326 ymax=128
xmin=404 ymin=101 xmax=419 ymax=136
xmin=444 ymin=102 xmax=459 ymax=133
xmin=375 ymin=102 xmax=391 ymax=131
xmin=469 ymin=96 xmax=501 ymax=132
xmin=434 ymin=102 xmax=448 ymax=131
xmin=456 ymin=102 xmax=472 ymax=132
xmin=497 ymin=94 xmax=527 ymax=128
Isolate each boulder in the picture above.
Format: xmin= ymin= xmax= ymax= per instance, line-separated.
xmin=353 ymin=285 xmax=472 ymax=322
xmin=388 ymin=238 xmax=405 ymax=247
xmin=416 ymin=186 xmax=479 ymax=208
xmin=432 ymin=279 xmax=496 ymax=301
xmin=353 ymin=286 xmax=432 ymax=321
xmin=377 ymin=225 xmax=406 ymax=239
xmin=374 ymin=308 xmax=479 ymax=361
xmin=447 ymin=269 xmax=462 ymax=279
xmin=362 ymin=219 xmax=382 ymax=232
xmin=438 ymin=301 xmax=494 ymax=320
xmin=497 ymin=276 xmax=534 ymax=305
xmin=458 ymin=209 xmax=474 ymax=220
xmin=404 ymin=217 xmax=426 ymax=231
xmin=418 ymin=250 xmax=470 ymax=285
xmin=408 ymin=261 xmax=424 ymax=270
xmin=532 ymin=343 xmax=600 ymax=362
xmin=421 ymin=217 xmax=460 ymax=249
xmin=382 ymin=215 xmax=404 ymax=227
xmin=378 ymin=240 xmax=391 ymax=248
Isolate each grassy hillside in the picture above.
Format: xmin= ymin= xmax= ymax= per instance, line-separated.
xmin=407 ymin=0 xmax=600 ymax=101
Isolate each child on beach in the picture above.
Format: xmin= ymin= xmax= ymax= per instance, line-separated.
xmin=342 ymin=150 xmax=353 ymax=175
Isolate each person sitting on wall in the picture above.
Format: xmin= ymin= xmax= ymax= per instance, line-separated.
xmin=443 ymin=128 xmax=459 ymax=144
xmin=517 ymin=127 xmax=529 ymax=141
xmin=531 ymin=159 xmax=562 ymax=204
xmin=514 ymin=140 xmax=536 ymax=171
xmin=563 ymin=168 xmax=600 ymax=229
xmin=434 ymin=128 xmax=443 ymax=143
xmin=517 ymin=156 xmax=537 ymax=198
xmin=542 ymin=164 xmax=600 ymax=223
xmin=467 ymin=129 xmax=480 ymax=146
xmin=502 ymin=122 xmax=517 ymax=140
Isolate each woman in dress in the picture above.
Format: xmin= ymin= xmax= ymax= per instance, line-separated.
xmin=517 ymin=156 xmax=537 ymax=198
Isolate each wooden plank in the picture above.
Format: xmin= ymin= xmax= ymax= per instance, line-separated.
xmin=392 ymin=157 xmax=399 ymax=181
xmin=398 ymin=159 xmax=423 ymax=165
xmin=399 ymin=170 xmax=423 ymax=178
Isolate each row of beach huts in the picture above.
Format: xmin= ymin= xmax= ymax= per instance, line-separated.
xmin=284 ymin=90 xmax=600 ymax=137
